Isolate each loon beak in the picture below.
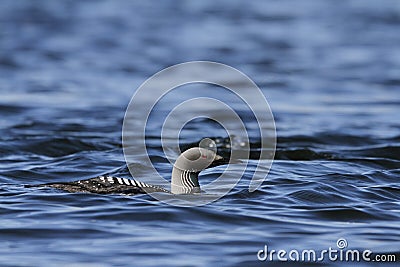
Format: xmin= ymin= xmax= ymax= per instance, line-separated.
xmin=214 ymin=154 xmax=223 ymax=161
xmin=207 ymin=153 xmax=227 ymax=168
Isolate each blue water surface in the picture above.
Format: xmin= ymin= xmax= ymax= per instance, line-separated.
xmin=0 ymin=0 xmax=399 ymax=266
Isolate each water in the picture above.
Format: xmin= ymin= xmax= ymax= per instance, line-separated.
xmin=1 ymin=0 xmax=399 ymax=266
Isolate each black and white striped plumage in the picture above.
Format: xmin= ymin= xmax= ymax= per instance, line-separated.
xmin=31 ymin=147 xmax=226 ymax=195
xmin=41 ymin=175 xmax=170 ymax=195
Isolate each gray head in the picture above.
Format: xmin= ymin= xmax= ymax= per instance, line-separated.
xmin=171 ymin=147 xmax=224 ymax=194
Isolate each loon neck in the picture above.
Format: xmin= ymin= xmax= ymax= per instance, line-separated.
xmin=171 ymin=167 xmax=200 ymax=194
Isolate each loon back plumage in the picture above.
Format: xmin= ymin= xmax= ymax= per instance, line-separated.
xmin=31 ymin=147 xmax=224 ymax=195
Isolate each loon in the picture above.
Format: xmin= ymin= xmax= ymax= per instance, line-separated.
xmin=30 ymin=147 xmax=226 ymax=195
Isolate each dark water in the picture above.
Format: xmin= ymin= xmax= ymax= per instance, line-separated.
xmin=1 ymin=0 xmax=399 ymax=266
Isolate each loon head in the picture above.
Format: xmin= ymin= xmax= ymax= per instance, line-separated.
xmin=171 ymin=147 xmax=225 ymax=194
